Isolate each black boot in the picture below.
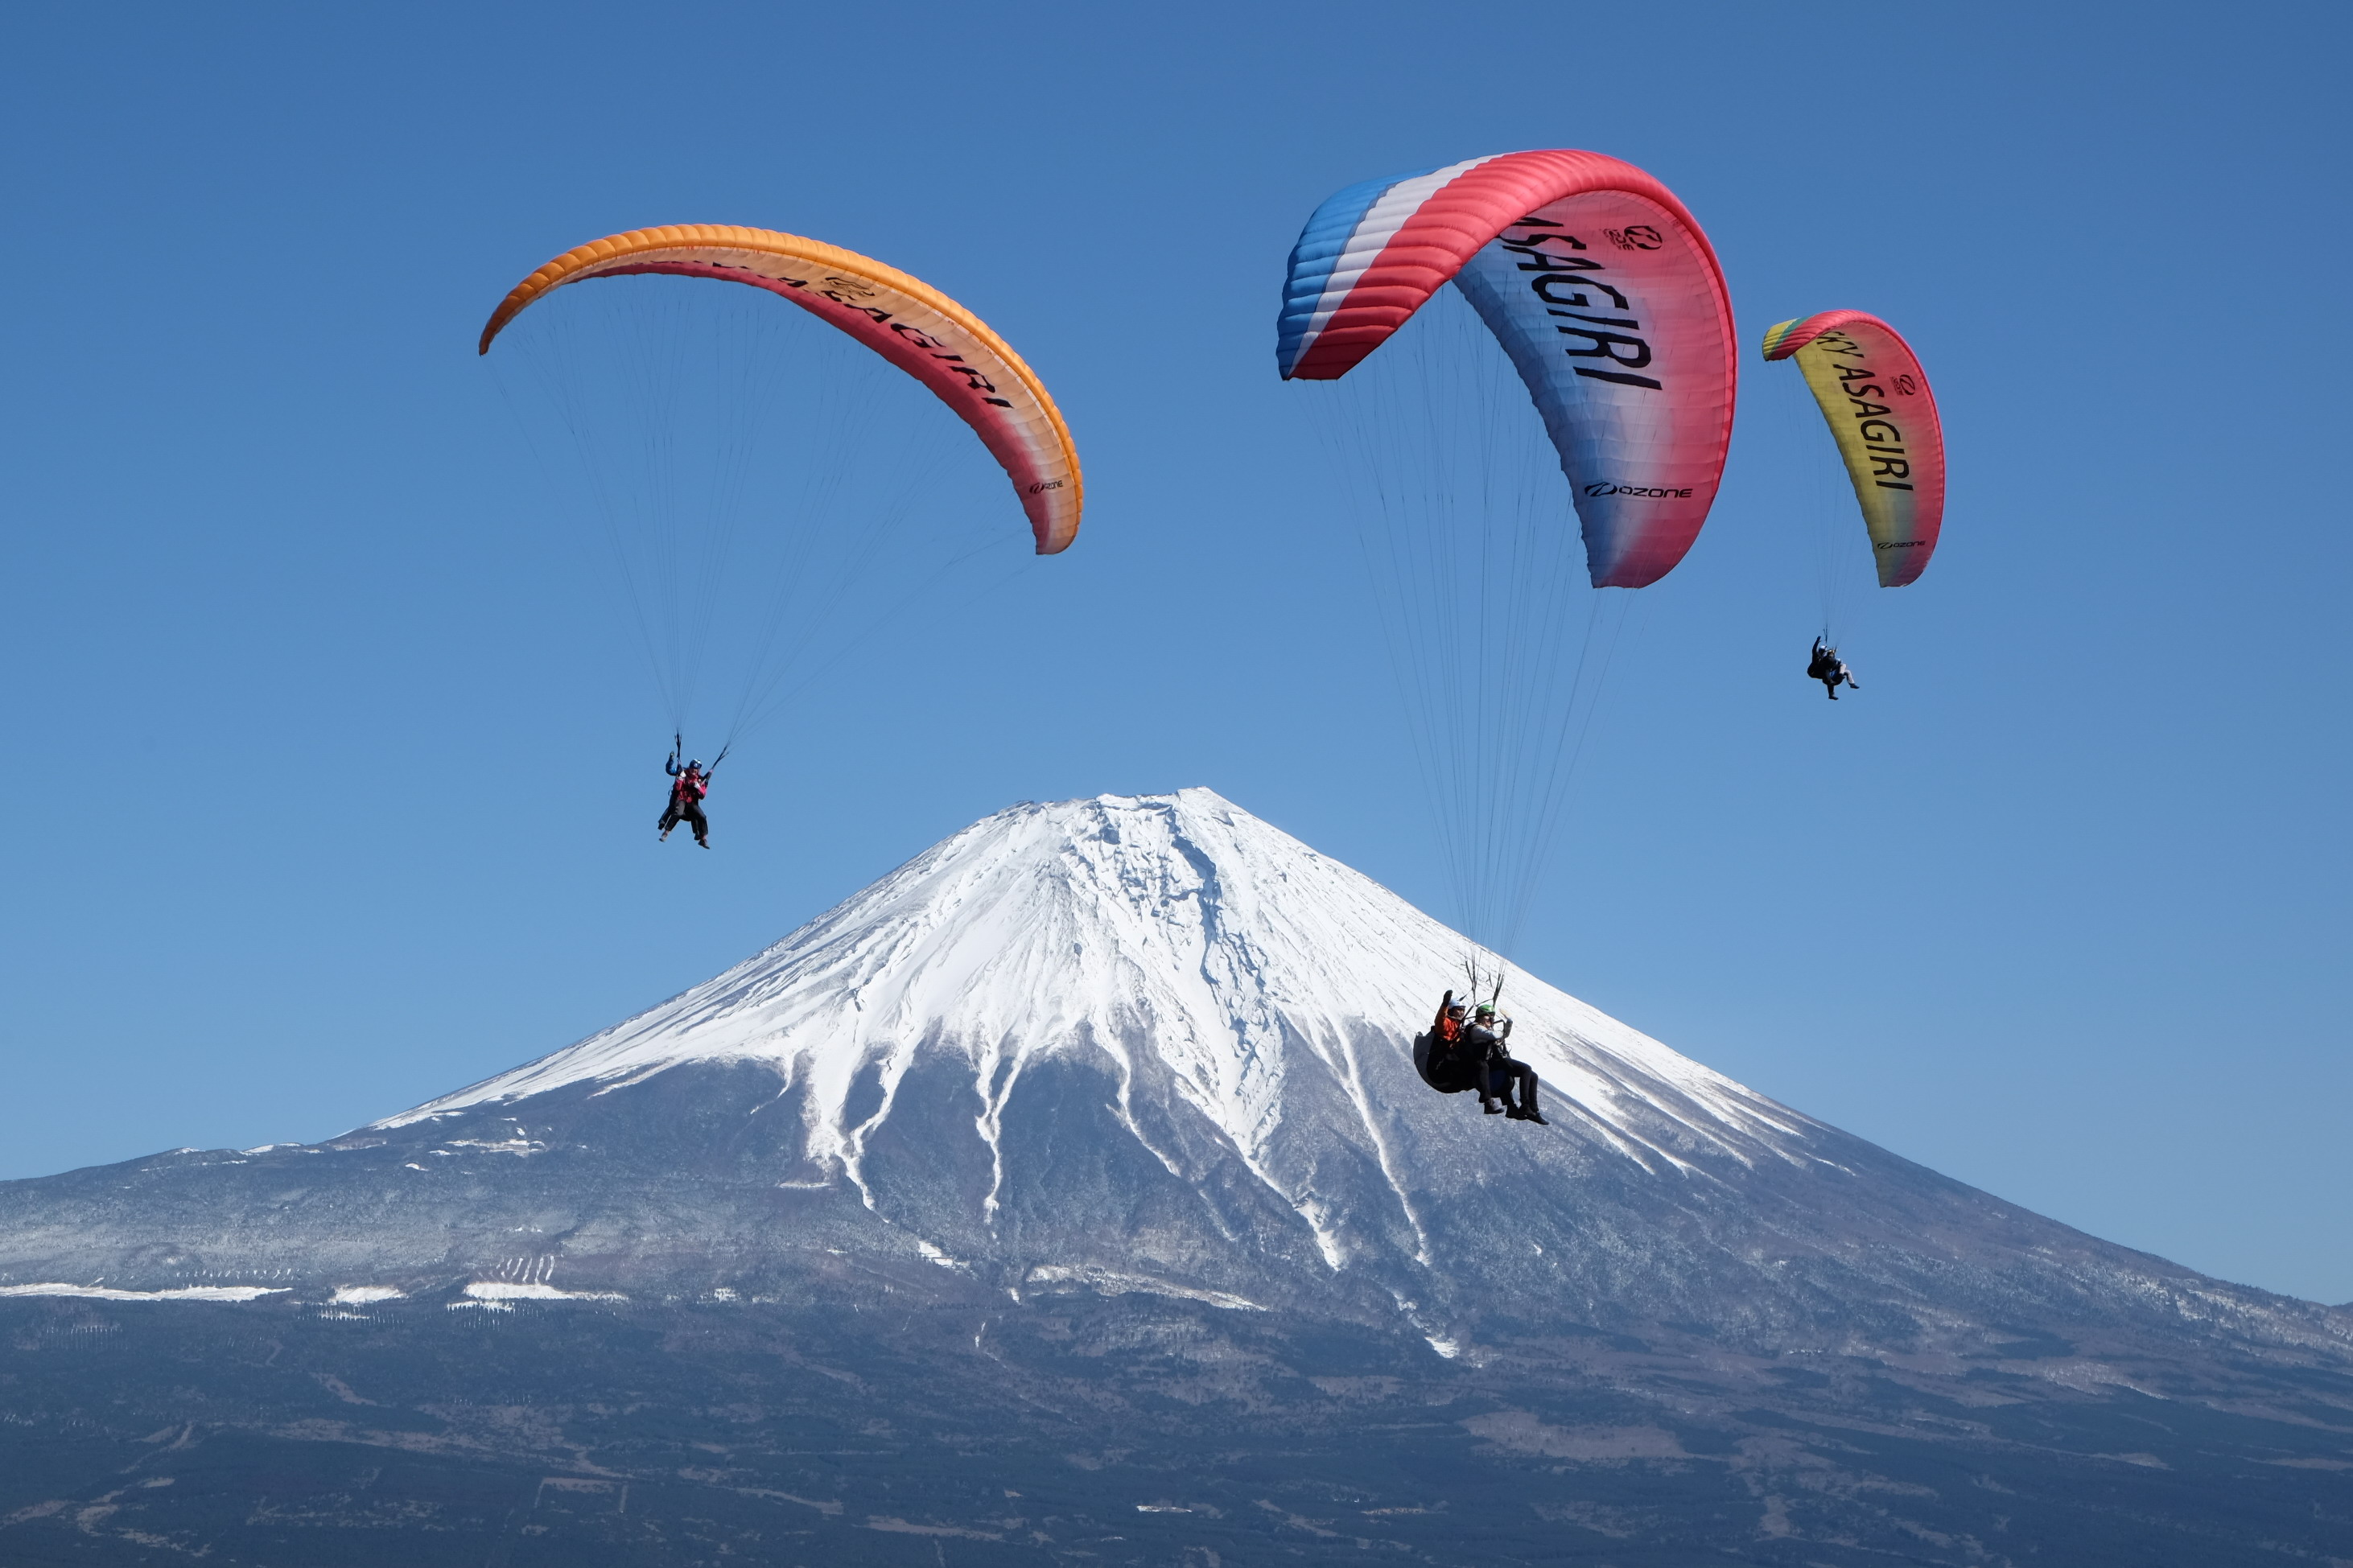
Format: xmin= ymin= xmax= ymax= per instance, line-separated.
xmin=1510 ymin=1076 xmax=1549 ymax=1126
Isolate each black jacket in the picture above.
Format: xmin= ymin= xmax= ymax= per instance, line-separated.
xmin=1461 ymin=1018 xmax=1512 ymax=1060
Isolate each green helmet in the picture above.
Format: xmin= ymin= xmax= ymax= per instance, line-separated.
xmin=1474 ymin=1003 xmax=1497 ymax=1018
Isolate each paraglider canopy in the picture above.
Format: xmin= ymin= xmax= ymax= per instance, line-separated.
xmin=1278 ymin=149 xmax=1737 ymax=588
xmin=484 ymin=223 xmax=1085 ymax=772
xmin=481 ymin=224 xmax=1083 ymax=555
xmin=1762 ymin=310 xmax=1944 ymax=587
xmin=1275 ymin=149 xmax=1737 ymax=965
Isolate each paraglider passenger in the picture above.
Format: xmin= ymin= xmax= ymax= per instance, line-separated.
xmin=1414 ymin=993 xmax=1485 ymax=1097
xmin=660 ymin=751 xmax=711 ymax=849
xmin=1465 ymin=1003 xmax=1546 ymax=1125
xmin=1807 ymin=637 xmax=1860 ymax=701
xmin=1428 ymin=994 xmax=1474 ymax=1089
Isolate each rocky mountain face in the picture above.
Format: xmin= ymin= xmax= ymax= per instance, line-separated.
xmin=4 ymin=789 xmax=2350 ymax=1566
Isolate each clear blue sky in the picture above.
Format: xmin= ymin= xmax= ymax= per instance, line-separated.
xmin=4 ymin=2 xmax=2347 ymax=1303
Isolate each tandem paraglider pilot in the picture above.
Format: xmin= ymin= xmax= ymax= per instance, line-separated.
xmin=1414 ymin=992 xmax=1547 ymax=1126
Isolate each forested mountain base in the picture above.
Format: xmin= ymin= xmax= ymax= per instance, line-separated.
xmin=6 ymin=1294 xmax=2350 ymax=1566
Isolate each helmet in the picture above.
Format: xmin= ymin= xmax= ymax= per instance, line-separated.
xmin=1474 ymin=1003 xmax=1496 ymax=1018
xmin=1444 ymin=1002 xmax=1466 ymax=1015
xmin=687 ymin=759 xmax=703 ymax=769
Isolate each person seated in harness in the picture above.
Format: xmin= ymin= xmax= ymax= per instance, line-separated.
xmin=1462 ymin=1002 xmax=1547 ymax=1125
xmin=1413 ymin=993 xmax=1479 ymax=1095
xmin=659 ymin=747 xmax=711 ymax=848
xmin=1807 ymin=637 xmax=1860 ymax=701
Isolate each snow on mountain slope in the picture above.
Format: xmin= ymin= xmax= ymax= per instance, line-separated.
xmin=389 ymin=788 xmax=1812 ymax=1217
xmin=7 ymin=788 xmax=2349 ymax=1370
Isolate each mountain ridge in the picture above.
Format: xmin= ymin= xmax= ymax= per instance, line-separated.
xmin=3 ymin=788 xmax=2347 ymax=1377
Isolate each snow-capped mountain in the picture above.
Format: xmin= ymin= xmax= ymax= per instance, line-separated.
xmin=10 ymin=789 xmax=2353 ymax=1564
xmin=3 ymin=788 xmax=2347 ymax=1368
xmin=390 ymin=786 xmax=1811 ymax=1269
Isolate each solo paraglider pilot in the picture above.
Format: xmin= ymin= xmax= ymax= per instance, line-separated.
xmin=1807 ymin=637 xmax=1860 ymax=701
xmin=659 ymin=743 xmax=711 ymax=849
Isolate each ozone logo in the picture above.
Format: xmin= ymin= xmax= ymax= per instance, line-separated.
xmin=1584 ymin=482 xmax=1693 ymax=500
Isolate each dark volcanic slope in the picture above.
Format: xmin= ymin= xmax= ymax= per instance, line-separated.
xmin=6 ymin=1286 xmax=2353 ymax=1567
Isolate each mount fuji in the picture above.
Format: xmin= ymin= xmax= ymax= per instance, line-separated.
xmin=4 ymin=789 xmax=2350 ymax=1566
